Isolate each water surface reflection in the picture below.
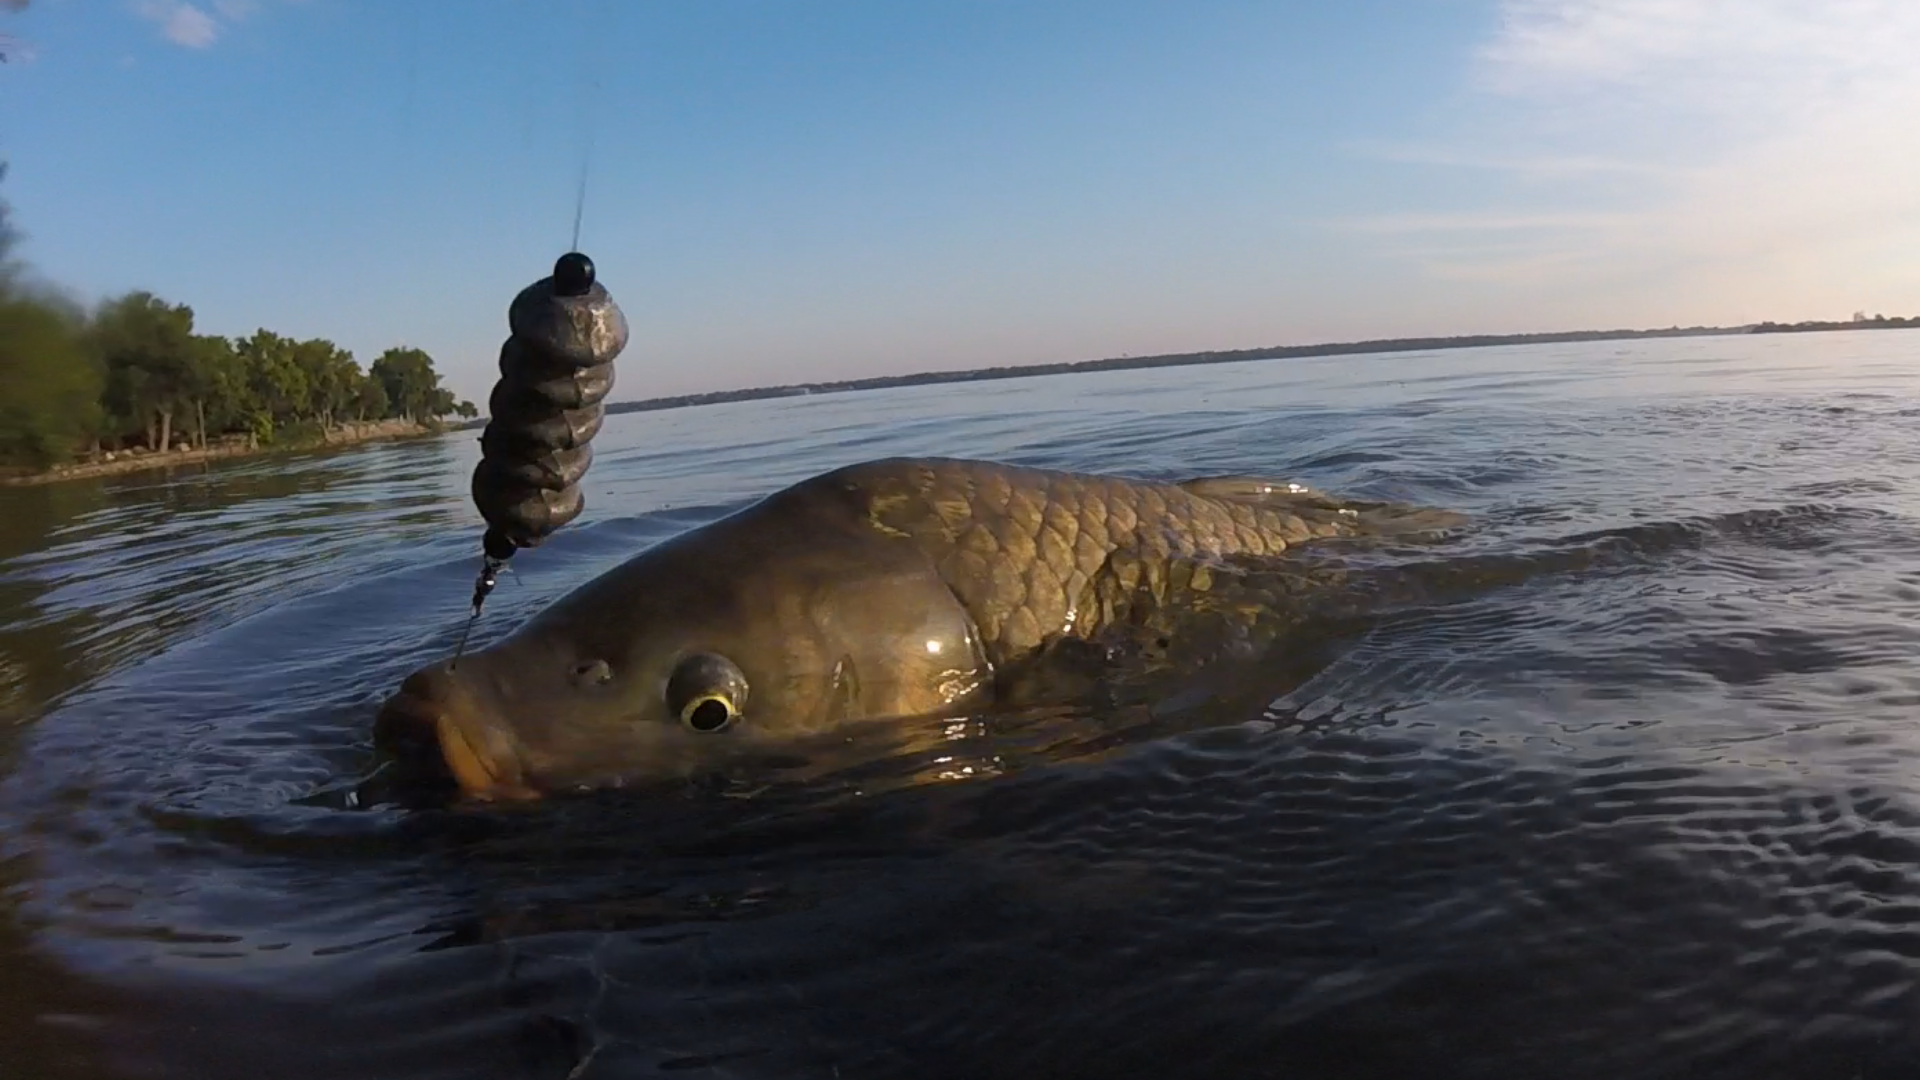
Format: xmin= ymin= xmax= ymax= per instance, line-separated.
xmin=2 ymin=331 xmax=1919 ymax=1078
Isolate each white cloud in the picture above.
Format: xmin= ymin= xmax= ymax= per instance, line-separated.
xmin=128 ymin=0 xmax=288 ymax=50
xmin=1475 ymin=0 xmax=1916 ymax=114
xmin=1362 ymin=0 xmax=1920 ymax=322
xmin=134 ymin=0 xmax=219 ymax=48
xmin=1334 ymin=211 xmax=1636 ymax=235
xmin=1343 ymin=140 xmax=1682 ymax=180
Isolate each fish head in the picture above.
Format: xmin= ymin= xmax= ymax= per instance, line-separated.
xmin=375 ymin=499 xmax=992 ymax=801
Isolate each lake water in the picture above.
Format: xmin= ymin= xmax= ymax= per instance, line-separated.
xmin=3 ymin=329 xmax=1920 ymax=1079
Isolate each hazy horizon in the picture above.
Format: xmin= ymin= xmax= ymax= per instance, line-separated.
xmin=4 ymin=0 xmax=1916 ymax=407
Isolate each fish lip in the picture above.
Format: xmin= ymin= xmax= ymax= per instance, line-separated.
xmin=376 ymin=681 xmax=542 ymax=803
xmin=432 ymin=712 xmax=542 ymax=803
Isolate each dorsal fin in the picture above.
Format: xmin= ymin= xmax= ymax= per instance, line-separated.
xmin=1179 ymin=475 xmax=1470 ymax=538
xmin=1179 ymin=475 xmax=1335 ymax=508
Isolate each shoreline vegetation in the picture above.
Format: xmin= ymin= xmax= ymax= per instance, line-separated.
xmin=0 ymin=163 xmax=476 ymax=487
xmin=0 ymin=417 xmax=443 ymax=487
xmin=456 ymin=311 xmax=1920 ymax=427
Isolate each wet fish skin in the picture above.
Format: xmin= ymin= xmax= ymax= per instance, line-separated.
xmin=838 ymin=457 xmax=1467 ymax=665
xmin=376 ymin=456 xmax=1467 ymax=800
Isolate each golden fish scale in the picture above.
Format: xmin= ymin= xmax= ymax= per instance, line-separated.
xmin=839 ymin=458 xmax=1358 ymax=663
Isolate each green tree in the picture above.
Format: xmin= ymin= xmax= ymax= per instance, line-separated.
xmin=234 ymin=329 xmax=306 ymax=439
xmin=187 ymin=333 xmax=248 ymax=448
xmin=0 ymin=287 xmax=100 ymax=467
xmin=0 ymin=161 xmax=20 ymax=288
xmin=351 ymin=374 xmax=389 ymax=421
xmin=90 ymin=291 xmax=198 ymax=451
xmin=369 ymin=346 xmax=461 ymax=422
xmin=290 ymin=337 xmax=359 ymax=428
xmin=0 ymin=161 xmax=105 ymax=464
xmin=0 ymin=155 xmax=472 ymax=467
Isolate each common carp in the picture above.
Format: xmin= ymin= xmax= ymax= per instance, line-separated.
xmin=375 ymin=456 xmax=1469 ymax=800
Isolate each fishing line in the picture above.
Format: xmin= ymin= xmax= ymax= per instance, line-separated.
xmin=451 ymin=593 xmax=484 ymax=662
xmin=567 ymin=0 xmax=609 ymax=253
xmin=570 ymin=132 xmax=592 ymax=253
xmin=569 ymin=80 xmax=597 ymax=253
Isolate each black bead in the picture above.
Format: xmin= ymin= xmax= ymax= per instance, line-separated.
xmin=553 ymin=252 xmax=595 ymax=297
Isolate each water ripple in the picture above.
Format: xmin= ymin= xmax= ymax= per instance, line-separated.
xmin=4 ymin=334 xmax=1920 ymax=1078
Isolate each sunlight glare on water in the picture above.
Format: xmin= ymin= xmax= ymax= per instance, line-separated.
xmin=2 ymin=330 xmax=1920 ymax=1079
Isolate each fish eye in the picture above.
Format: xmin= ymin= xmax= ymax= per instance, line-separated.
xmin=681 ymin=694 xmax=738 ymax=733
xmin=666 ymin=652 xmax=749 ymax=734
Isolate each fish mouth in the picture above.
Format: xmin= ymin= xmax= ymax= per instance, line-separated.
xmin=431 ymin=712 xmax=540 ymax=803
xmin=375 ymin=669 xmax=542 ymax=803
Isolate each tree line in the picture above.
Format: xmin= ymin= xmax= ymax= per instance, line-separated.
xmin=0 ymin=164 xmax=475 ymax=468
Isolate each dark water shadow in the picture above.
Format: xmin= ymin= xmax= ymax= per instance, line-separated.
xmin=10 ymin=381 xmax=1920 ymax=1079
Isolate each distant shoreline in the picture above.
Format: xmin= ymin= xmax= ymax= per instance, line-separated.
xmin=455 ymin=314 xmax=1918 ymax=429
xmin=0 ymin=418 xmax=442 ymax=488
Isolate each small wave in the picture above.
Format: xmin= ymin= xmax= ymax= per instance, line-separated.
xmin=8 ymin=347 xmax=1920 ymax=1078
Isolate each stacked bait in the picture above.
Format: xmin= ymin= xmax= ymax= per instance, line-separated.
xmin=457 ymin=252 xmax=628 ymax=654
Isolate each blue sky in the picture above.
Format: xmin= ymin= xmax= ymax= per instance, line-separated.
xmin=3 ymin=0 xmax=1917 ymax=405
